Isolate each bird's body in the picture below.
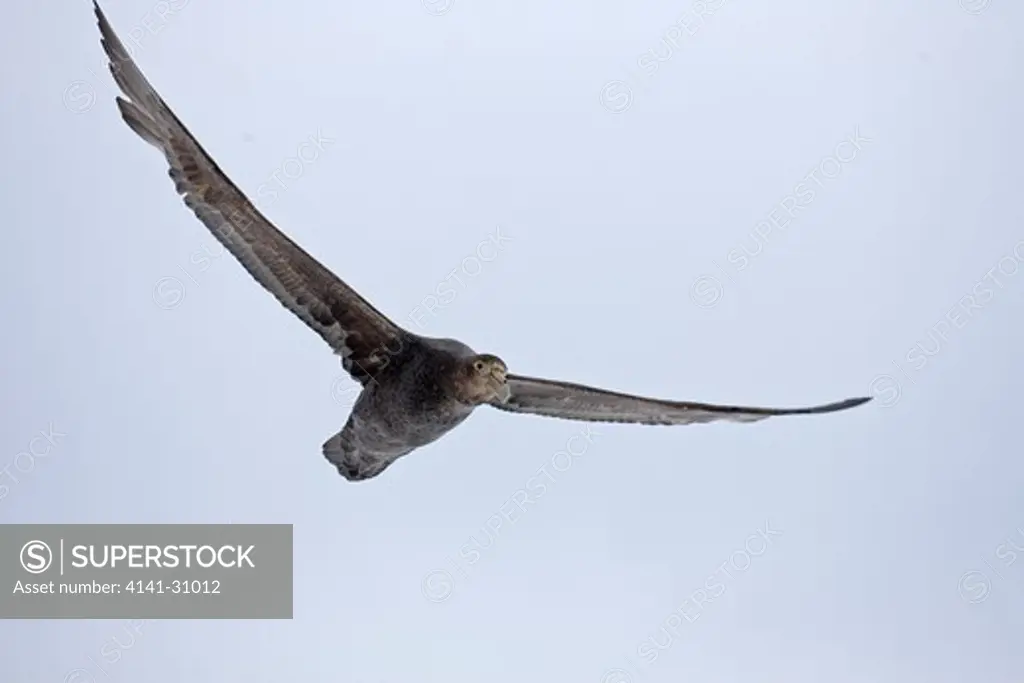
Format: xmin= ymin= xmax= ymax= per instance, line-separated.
xmin=92 ymin=2 xmax=872 ymax=483
xmin=325 ymin=336 xmax=479 ymax=480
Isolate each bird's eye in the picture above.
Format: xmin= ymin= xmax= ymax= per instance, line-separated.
xmin=474 ymin=360 xmax=485 ymax=372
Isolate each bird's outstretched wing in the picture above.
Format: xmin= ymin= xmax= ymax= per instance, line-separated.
xmin=93 ymin=2 xmax=408 ymax=385
xmin=488 ymin=374 xmax=871 ymax=425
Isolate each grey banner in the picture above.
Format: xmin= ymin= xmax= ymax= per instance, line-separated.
xmin=1 ymin=524 xmax=292 ymax=618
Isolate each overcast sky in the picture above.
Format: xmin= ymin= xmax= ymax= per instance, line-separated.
xmin=2 ymin=0 xmax=1023 ymax=681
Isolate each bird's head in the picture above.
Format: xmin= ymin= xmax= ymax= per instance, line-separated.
xmin=456 ymin=353 xmax=510 ymax=405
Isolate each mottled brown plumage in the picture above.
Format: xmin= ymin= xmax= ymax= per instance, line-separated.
xmin=93 ymin=2 xmax=870 ymax=482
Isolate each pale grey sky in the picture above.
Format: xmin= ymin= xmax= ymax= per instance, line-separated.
xmin=2 ymin=0 xmax=1023 ymax=681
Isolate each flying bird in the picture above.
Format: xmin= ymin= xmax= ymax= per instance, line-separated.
xmin=92 ymin=2 xmax=871 ymax=482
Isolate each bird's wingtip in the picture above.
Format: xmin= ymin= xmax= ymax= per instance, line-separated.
xmin=838 ymin=396 xmax=873 ymax=410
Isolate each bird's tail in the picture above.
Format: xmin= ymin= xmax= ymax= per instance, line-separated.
xmin=322 ymin=428 xmax=395 ymax=482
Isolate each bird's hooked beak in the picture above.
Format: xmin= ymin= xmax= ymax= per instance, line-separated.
xmin=489 ymin=363 xmax=511 ymax=403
